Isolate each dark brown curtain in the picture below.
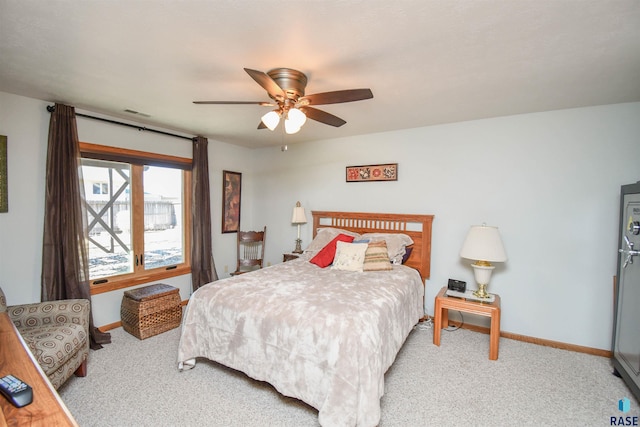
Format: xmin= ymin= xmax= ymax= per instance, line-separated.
xmin=191 ymin=136 xmax=218 ymax=291
xmin=42 ymin=103 xmax=111 ymax=350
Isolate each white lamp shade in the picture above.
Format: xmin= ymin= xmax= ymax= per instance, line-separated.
xmin=261 ymin=110 xmax=281 ymax=131
xmin=284 ymin=120 xmax=301 ymax=134
xmin=284 ymin=108 xmax=306 ymax=134
xmin=291 ymin=205 xmax=307 ymax=224
xmin=287 ymin=108 xmax=307 ymax=127
xmin=459 ymin=224 xmax=507 ymax=262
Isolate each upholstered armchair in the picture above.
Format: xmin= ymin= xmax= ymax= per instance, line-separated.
xmin=0 ymin=286 xmax=90 ymax=389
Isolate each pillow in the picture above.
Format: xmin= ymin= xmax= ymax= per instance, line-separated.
xmin=304 ymin=228 xmax=361 ymax=253
xmin=331 ymin=241 xmax=369 ymax=272
xmin=401 ymin=246 xmax=414 ymax=264
xmin=361 ymin=233 xmax=414 ymax=264
xmin=363 ymin=240 xmax=393 ymax=271
xmin=309 ymin=234 xmax=355 ymax=268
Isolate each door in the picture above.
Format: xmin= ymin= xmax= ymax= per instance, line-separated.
xmin=612 ymin=182 xmax=640 ymax=401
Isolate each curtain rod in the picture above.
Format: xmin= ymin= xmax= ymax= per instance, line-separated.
xmin=46 ymin=105 xmax=193 ymax=141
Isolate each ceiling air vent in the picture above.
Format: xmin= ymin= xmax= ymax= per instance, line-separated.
xmin=124 ymin=109 xmax=151 ymax=118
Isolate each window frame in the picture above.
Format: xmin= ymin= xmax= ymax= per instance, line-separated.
xmin=80 ymin=142 xmax=192 ymax=295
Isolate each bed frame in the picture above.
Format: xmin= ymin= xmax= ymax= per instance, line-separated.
xmin=311 ymin=211 xmax=434 ymax=281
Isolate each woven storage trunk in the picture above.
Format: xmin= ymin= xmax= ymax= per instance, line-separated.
xmin=121 ymin=283 xmax=182 ymax=339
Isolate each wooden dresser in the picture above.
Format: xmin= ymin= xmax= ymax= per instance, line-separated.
xmin=0 ymin=312 xmax=78 ymax=426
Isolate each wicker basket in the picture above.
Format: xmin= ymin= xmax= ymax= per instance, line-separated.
xmin=121 ymin=284 xmax=182 ymax=340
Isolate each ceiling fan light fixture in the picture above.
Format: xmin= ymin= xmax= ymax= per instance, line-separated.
xmin=195 ymin=68 xmax=374 ymax=133
xmin=284 ymin=120 xmax=302 ymax=134
xmin=261 ymin=110 xmax=281 ymax=131
xmin=287 ymin=108 xmax=307 ymax=128
xmin=284 ymin=108 xmax=306 ymax=134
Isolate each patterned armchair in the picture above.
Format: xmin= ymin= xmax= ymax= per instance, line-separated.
xmin=0 ymin=286 xmax=90 ymax=389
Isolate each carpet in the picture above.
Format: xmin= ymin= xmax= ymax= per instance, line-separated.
xmin=58 ymin=324 xmax=639 ymax=426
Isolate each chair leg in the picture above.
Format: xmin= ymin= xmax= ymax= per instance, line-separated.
xmin=74 ymin=360 xmax=87 ymax=377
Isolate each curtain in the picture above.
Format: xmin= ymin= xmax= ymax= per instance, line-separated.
xmin=191 ymin=136 xmax=218 ymax=291
xmin=42 ymin=103 xmax=111 ymax=350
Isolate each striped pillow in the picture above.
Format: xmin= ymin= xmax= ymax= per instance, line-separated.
xmin=363 ymin=240 xmax=393 ymax=271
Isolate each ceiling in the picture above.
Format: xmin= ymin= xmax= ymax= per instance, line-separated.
xmin=1 ymin=1 xmax=639 ymax=149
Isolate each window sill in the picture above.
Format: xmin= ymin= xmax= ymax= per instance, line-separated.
xmin=89 ymin=265 xmax=191 ymax=295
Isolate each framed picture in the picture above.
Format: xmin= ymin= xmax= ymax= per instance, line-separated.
xmin=222 ymin=170 xmax=241 ymax=233
xmin=0 ymin=135 xmax=7 ymax=213
xmin=346 ymin=163 xmax=398 ymax=182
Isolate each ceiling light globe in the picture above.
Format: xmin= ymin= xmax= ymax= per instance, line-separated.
xmin=284 ymin=119 xmax=301 ymax=134
xmin=261 ymin=110 xmax=280 ymax=131
xmin=287 ymin=108 xmax=307 ymax=128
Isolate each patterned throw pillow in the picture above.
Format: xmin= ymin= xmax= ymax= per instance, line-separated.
xmin=331 ymin=241 xmax=369 ymax=272
xmin=363 ymin=240 xmax=393 ymax=271
xmin=360 ymin=233 xmax=414 ymax=264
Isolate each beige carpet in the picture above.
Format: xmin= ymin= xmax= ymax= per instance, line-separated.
xmin=58 ymin=323 xmax=639 ymax=426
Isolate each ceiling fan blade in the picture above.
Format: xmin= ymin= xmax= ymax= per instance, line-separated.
xmin=300 ymin=106 xmax=347 ymax=127
xmin=301 ymin=88 xmax=373 ymax=106
xmin=244 ymin=68 xmax=286 ymax=101
xmin=193 ymin=101 xmax=273 ymax=106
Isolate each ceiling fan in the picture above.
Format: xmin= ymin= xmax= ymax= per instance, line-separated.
xmin=194 ymin=68 xmax=373 ymax=134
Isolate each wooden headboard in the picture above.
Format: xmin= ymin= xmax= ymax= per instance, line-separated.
xmin=311 ymin=211 xmax=434 ymax=281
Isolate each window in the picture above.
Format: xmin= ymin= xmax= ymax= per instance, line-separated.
xmin=92 ymin=182 xmax=108 ymax=195
xmin=80 ymin=143 xmax=191 ymax=295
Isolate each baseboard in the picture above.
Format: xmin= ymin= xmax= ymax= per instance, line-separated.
xmin=435 ymin=317 xmax=612 ymax=358
xmin=98 ymin=321 xmax=121 ymax=332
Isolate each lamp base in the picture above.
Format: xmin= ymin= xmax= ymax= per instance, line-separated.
xmin=470 ymin=262 xmax=495 ymax=299
xmin=472 ymin=284 xmax=491 ymax=299
xmin=293 ymin=238 xmax=303 ymax=254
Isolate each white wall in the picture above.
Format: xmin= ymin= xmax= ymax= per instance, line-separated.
xmin=0 ymin=91 xmax=255 ymax=326
xmin=252 ymin=102 xmax=640 ymax=351
xmin=2 ymin=90 xmax=638 ymax=350
xmin=0 ymin=93 xmax=50 ymax=304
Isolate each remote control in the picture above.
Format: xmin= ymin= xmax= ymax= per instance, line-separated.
xmin=0 ymin=374 xmax=33 ymax=407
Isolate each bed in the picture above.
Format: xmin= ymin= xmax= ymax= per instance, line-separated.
xmin=177 ymin=211 xmax=434 ymax=426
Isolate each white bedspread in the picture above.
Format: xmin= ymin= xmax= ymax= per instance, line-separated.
xmin=177 ymin=257 xmax=424 ymax=427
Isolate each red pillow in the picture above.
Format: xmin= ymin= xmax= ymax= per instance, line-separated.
xmin=309 ymin=234 xmax=355 ymax=268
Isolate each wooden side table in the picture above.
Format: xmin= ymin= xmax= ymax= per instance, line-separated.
xmin=433 ymin=286 xmax=501 ymax=360
xmin=283 ymin=253 xmax=300 ymax=262
xmin=0 ymin=313 xmax=79 ymax=426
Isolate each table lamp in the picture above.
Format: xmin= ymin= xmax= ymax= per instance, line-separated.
xmin=459 ymin=224 xmax=507 ymax=299
xmin=291 ymin=201 xmax=307 ymax=254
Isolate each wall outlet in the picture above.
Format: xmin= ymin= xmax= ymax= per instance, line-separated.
xmin=224 ymin=265 xmax=228 ymax=273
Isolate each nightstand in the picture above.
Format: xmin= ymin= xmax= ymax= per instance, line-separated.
xmin=283 ymin=253 xmax=300 ymax=262
xmin=433 ymin=286 xmax=501 ymax=360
